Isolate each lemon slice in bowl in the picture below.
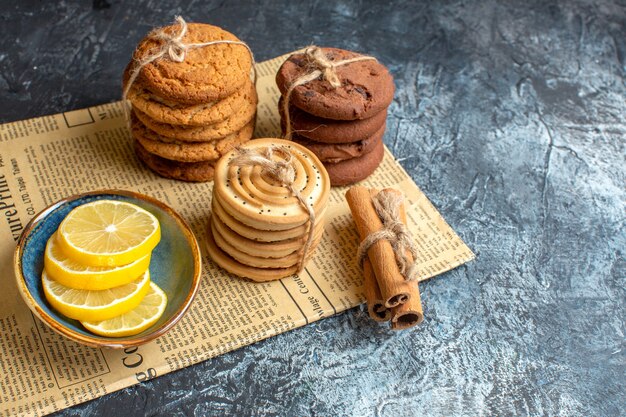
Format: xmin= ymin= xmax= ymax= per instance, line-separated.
xmin=42 ymin=269 xmax=151 ymax=322
xmin=57 ymin=200 xmax=161 ymax=267
xmin=81 ymin=282 xmax=167 ymax=337
xmin=44 ymin=233 xmax=151 ymax=290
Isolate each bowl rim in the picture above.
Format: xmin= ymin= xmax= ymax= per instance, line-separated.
xmin=13 ymin=189 xmax=202 ymax=349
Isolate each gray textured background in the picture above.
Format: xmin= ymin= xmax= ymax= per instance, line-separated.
xmin=1 ymin=0 xmax=625 ymax=416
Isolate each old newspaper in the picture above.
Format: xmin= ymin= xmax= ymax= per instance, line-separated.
xmin=0 ymin=53 xmax=474 ymax=416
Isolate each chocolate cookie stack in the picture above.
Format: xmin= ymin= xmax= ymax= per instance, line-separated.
xmin=124 ymin=21 xmax=257 ymax=182
xmin=206 ymin=139 xmax=330 ymax=282
xmin=276 ymin=47 xmax=394 ymax=186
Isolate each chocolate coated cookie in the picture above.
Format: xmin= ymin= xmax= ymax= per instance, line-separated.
xmin=279 ymin=96 xmax=387 ymax=143
xmin=276 ymin=47 xmax=394 ymax=120
xmin=324 ymin=137 xmax=385 ymax=186
xmin=292 ymin=122 xmax=385 ymax=163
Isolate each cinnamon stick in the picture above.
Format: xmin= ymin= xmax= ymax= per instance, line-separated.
xmin=391 ymin=281 xmax=423 ymax=329
xmin=391 ymin=195 xmax=423 ymax=328
xmin=363 ymin=258 xmax=391 ymax=321
xmin=346 ymin=186 xmax=413 ymax=308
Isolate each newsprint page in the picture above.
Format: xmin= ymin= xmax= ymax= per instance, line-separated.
xmin=0 ymin=53 xmax=474 ymax=416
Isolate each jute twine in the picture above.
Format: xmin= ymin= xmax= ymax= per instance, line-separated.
xmin=282 ymin=46 xmax=377 ymax=140
xmin=229 ymin=146 xmax=316 ymax=272
xmin=357 ymin=190 xmax=419 ymax=281
xmin=122 ymin=16 xmax=256 ymax=120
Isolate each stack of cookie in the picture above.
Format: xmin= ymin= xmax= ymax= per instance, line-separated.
xmin=276 ymin=47 xmax=395 ymax=186
xmin=206 ymin=139 xmax=330 ymax=282
xmin=124 ymin=22 xmax=257 ymax=182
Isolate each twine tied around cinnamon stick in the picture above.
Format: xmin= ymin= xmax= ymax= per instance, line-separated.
xmin=122 ymin=16 xmax=256 ymax=120
xmin=356 ymin=190 xmax=419 ymax=282
xmin=282 ymin=46 xmax=377 ymax=140
xmin=229 ymin=146 xmax=316 ymax=272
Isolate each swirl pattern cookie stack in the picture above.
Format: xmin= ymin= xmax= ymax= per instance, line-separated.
xmin=206 ymin=139 xmax=330 ymax=281
xmin=277 ymin=47 xmax=395 ymax=186
xmin=124 ymin=21 xmax=257 ymax=182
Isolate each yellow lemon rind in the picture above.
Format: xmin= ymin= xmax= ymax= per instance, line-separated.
xmin=42 ymin=269 xmax=151 ymax=322
xmin=81 ymin=282 xmax=167 ymax=337
xmin=57 ymin=200 xmax=161 ymax=267
xmin=57 ymin=225 xmax=160 ymax=267
xmin=44 ymin=234 xmax=152 ymax=290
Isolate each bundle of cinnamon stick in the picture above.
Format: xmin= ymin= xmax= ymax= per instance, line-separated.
xmin=346 ymin=186 xmax=423 ymax=329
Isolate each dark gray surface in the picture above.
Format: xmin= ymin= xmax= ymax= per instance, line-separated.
xmin=2 ymin=0 xmax=625 ymax=416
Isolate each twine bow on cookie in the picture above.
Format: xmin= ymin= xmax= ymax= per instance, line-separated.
xmin=282 ymin=46 xmax=378 ymax=140
xmin=356 ymin=190 xmax=419 ymax=281
xmin=122 ymin=16 xmax=255 ymax=119
xmin=229 ymin=146 xmax=316 ymax=272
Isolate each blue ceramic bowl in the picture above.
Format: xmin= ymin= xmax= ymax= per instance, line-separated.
xmin=14 ymin=190 xmax=202 ymax=348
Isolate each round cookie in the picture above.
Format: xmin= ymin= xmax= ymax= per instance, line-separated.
xmin=205 ymin=223 xmax=300 ymax=282
xmin=133 ymin=90 xmax=257 ymax=141
xmin=132 ymin=114 xmax=254 ymax=162
xmin=134 ymin=140 xmax=215 ymax=182
xmin=211 ymin=207 xmax=325 ymax=258
xmin=211 ymin=219 xmax=322 ymax=269
xmin=325 ymin=137 xmax=385 ymax=186
xmin=292 ymin=122 xmax=385 ymax=163
xmin=129 ymin=22 xmax=253 ymax=104
xmin=213 ymin=139 xmax=330 ymax=231
xmin=128 ymin=80 xmax=256 ymax=127
xmin=279 ymin=97 xmax=387 ymax=143
xmin=276 ymin=47 xmax=395 ymax=120
xmin=211 ymin=196 xmax=327 ymax=242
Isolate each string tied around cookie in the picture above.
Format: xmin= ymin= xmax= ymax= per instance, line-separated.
xmin=282 ymin=46 xmax=377 ymax=140
xmin=229 ymin=146 xmax=316 ymax=273
xmin=122 ymin=16 xmax=256 ymax=121
xmin=356 ymin=190 xmax=419 ymax=281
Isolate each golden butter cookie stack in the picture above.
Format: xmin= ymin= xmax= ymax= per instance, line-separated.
xmin=276 ymin=47 xmax=395 ymax=186
xmin=206 ymin=138 xmax=330 ymax=282
xmin=124 ymin=21 xmax=257 ymax=182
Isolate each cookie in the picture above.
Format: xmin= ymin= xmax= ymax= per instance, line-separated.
xmin=211 ymin=196 xmax=326 ymax=242
xmin=211 ymin=219 xmax=322 ymax=269
xmin=129 ymin=22 xmax=253 ymax=104
xmin=133 ymin=89 xmax=257 ymax=142
xmin=276 ymin=47 xmax=394 ymax=120
xmin=134 ymin=140 xmax=215 ymax=182
xmin=279 ymin=97 xmax=387 ymax=143
xmin=132 ymin=114 xmax=254 ymax=162
xmin=128 ymin=80 xmax=256 ymax=127
xmin=291 ymin=121 xmax=385 ymax=163
xmin=324 ymin=137 xmax=385 ymax=186
xmin=211 ymin=206 xmax=325 ymax=258
xmin=213 ymin=139 xmax=330 ymax=231
xmin=205 ymin=223 xmax=301 ymax=282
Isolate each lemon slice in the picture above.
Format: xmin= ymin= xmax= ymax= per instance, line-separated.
xmin=57 ymin=200 xmax=161 ymax=267
xmin=81 ymin=282 xmax=167 ymax=337
xmin=42 ymin=269 xmax=151 ymax=322
xmin=44 ymin=233 xmax=151 ymax=290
